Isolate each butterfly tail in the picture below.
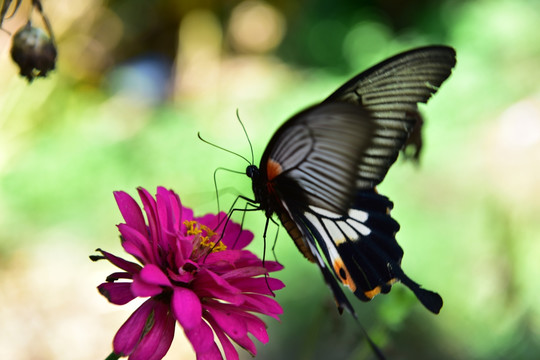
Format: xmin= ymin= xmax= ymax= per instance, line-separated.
xmin=349 ymin=190 xmax=443 ymax=313
xmin=391 ymin=265 xmax=443 ymax=314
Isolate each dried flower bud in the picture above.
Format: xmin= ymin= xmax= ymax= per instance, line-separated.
xmin=10 ymin=23 xmax=57 ymax=82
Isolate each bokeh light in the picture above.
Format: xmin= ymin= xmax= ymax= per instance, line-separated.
xmin=228 ymin=1 xmax=285 ymax=54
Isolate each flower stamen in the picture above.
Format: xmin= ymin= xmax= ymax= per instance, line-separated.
xmin=184 ymin=220 xmax=227 ymax=253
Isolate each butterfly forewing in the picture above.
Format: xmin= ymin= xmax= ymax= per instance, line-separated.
xmin=325 ymin=46 xmax=456 ymax=189
xmin=261 ymin=102 xmax=375 ymax=214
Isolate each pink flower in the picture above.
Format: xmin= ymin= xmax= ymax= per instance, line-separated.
xmin=94 ymin=187 xmax=284 ymax=360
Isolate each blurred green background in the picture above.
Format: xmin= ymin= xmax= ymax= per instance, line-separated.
xmin=1 ymin=0 xmax=539 ymax=359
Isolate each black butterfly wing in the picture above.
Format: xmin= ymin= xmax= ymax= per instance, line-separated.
xmin=259 ymin=102 xmax=375 ymax=215
xmin=285 ymin=190 xmax=443 ymax=314
xmin=256 ymin=46 xmax=455 ymax=315
xmin=324 ymin=45 xmax=456 ymax=188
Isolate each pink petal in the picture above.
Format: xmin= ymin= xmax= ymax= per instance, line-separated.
xmin=171 ymin=240 xmax=186 ymax=268
xmin=184 ymin=320 xmax=219 ymax=355
xmin=204 ymin=305 xmax=247 ymax=342
xmin=220 ymin=266 xmax=269 ymax=280
xmin=128 ymin=300 xmax=176 ymax=360
xmin=239 ymin=293 xmax=283 ymax=320
xmin=155 ymin=187 xmax=183 ymax=235
xmin=121 ymin=239 xmax=146 ymax=263
xmin=205 ymin=301 xmax=270 ymax=343
xmin=219 ymin=221 xmax=254 ymax=250
xmin=205 ymin=315 xmax=240 ymax=360
xmin=168 ymin=237 xmax=193 ymax=268
xmin=205 ymin=249 xmax=266 ymax=270
xmin=261 ymin=260 xmax=284 ymax=273
xmin=137 ymin=187 xmax=160 ymax=249
xmin=155 ymin=188 xmax=173 ymax=231
xmin=192 ymin=269 xmax=242 ymax=305
xmin=171 ymin=287 xmax=202 ymax=330
xmin=113 ymin=299 xmax=155 ymax=356
xmin=194 ymin=213 xmax=220 ymax=230
xmin=232 ymin=253 xmax=284 ymax=271
xmin=228 ymin=277 xmax=285 ymax=295
xmin=98 ymin=282 xmax=136 ymax=305
xmin=158 ymin=230 xmax=179 ymax=260
xmin=105 ymin=272 xmax=133 ymax=282
xmin=118 ymin=224 xmax=152 ymax=262
xmin=132 ymin=273 xmax=163 ymax=297
xmin=169 ymin=192 xmax=183 ymax=233
xmin=226 ymin=331 xmax=256 ymax=356
xmin=167 ymin=267 xmax=194 ymax=284
xmin=114 ymin=191 xmax=147 ymax=235
xmin=196 ymin=348 xmax=225 ymax=360
xmin=140 ymin=264 xmax=172 ymax=287
xmin=204 ymin=249 xmax=245 ymax=266
xmin=98 ymin=249 xmax=142 ymax=274
xmin=239 ymin=311 xmax=269 ymax=343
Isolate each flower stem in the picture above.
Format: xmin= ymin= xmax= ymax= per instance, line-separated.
xmin=105 ymin=352 xmax=121 ymax=360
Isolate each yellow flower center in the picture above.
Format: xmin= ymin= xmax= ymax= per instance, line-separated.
xmin=184 ymin=220 xmax=227 ymax=253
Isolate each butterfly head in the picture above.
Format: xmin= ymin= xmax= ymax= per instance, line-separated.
xmin=246 ymin=164 xmax=264 ymax=204
xmin=246 ymin=164 xmax=259 ymax=180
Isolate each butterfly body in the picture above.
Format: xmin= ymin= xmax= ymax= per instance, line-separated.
xmin=246 ymin=46 xmax=456 ymax=315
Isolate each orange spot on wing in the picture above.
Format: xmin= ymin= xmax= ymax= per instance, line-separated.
xmin=364 ymin=286 xmax=382 ymax=299
xmin=363 ymin=279 xmax=397 ymax=299
xmin=266 ymin=159 xmax=283 ymax=181
xmin=333 ymin=258 xmax=357 ymax=292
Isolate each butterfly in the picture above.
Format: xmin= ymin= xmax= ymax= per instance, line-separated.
xmin=246 ymin=45 xmax=456 ymax=316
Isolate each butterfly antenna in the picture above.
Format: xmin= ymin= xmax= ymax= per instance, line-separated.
xmin=197 ymin=132 xmax=251 ymax=165
xmin=236 ymin=109 xmax=254 ymax=165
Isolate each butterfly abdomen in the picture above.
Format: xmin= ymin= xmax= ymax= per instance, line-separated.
xmin=277 ymin=211 xmax=317 ymax=263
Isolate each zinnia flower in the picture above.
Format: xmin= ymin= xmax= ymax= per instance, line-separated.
xmin=93 ymin=187 xmax=284 ymax=360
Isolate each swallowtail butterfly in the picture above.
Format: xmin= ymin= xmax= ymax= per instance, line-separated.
xmin=246 ymin=45 xmax=456 ymax=315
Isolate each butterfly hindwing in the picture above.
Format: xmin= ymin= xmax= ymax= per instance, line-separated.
xmin=281 ymin=188 xmax=443 ymax=314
